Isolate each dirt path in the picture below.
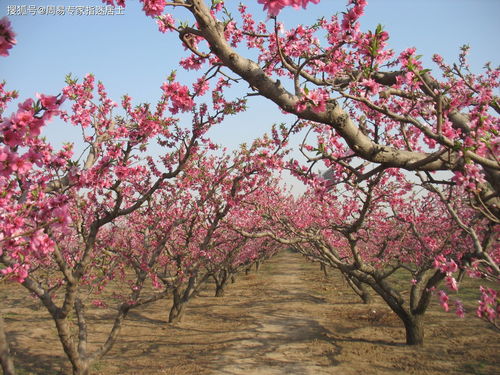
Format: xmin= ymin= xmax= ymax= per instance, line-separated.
xmin=2 ymin=249 xmax=499 ymax=374
xmin=212 ymin=252 xmax=335 ymax=374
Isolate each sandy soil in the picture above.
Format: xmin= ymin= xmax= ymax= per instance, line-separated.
xmin=1 ymin=250 xmax=498 ymax=374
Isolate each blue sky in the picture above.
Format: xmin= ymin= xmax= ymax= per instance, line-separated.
xmin=1 ymin=0 xmax=499 ymax=189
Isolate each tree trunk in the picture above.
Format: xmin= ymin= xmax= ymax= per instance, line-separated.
xmin=255 ymin=261 xmax=260 ymax=272
xmin=363 ymin=275 xmax=426 ymax=345
xmin=352 ymin=268 xmax=431 ymax=346
xmin=168 ymin=276 xmax=200 ymax=324
xmin=54 ymin=317 xmax=91 ymax=375
xmin=0 ymin=314 xmax=16 ymax=375
xmin=345 ymin=274 xmax=372 ymax=304
xmin=213 ymin=270 xmax=229 ymax=297
xmin=215 ymin=284 xmax=225 ymax=297
xmin=168 ymin=303 xmax=185 ymax=324
xmin=320 ymin=263 xmax=328 ymax=277
xmin=168 ymin=288 xmax=185 ymax=324
xmin=72 ymin=361 xmax=90 ymax=375
xmin=402 ymin=315 xmax=425 ymax=345
xmin=359 ymin=283 xmax=372 ymax=304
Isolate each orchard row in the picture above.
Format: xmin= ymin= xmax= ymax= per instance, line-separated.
xmin=1 ymin=1 xmax=498 ymax=375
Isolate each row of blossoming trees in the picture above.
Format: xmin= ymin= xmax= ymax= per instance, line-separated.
xmin=0 ymin=22 xmax=286 ymax=371
xmin=240 ymin=168 xmax=496 ymax=344
xmin=0 ymin=66 xmax=286 ymax=373
xmin=1 ymin=0 xmax=499 ymax=374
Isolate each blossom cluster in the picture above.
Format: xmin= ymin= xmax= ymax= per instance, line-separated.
xmin=0 ymin=17 xmax=16 ymax=57
xmin=161 ymin=77 xmax=195 ymax=114
xmin=0 ymin=86 xmax=67 ymax=282
xmin=257 ymin=0 xmax=321 ymax=17
xmin=477 ymin=287 xmax=499 ymax=324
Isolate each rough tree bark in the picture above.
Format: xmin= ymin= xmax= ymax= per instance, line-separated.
xmin=402 ymin=314 xmax=425 ymax=346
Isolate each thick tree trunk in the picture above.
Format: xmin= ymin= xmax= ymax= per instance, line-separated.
xmin=168 ymin=274 xmax=209 ymax=323
xmin=0 ymin=314 xmax=16 ymax=375
xmin=215 ymin=284 xmax=225 ymax=297
xmin=54 ymin=317 xmax=91 ymax=375
xmin=168 ymin=301 xmax=186 ymax=324
xmin=372 ymin=280 xmax=425 ymax=345
xmin=356 ymin=272 xmax=428 ymax=345
xmin=402 ymin=315 xmax=425 ymax=345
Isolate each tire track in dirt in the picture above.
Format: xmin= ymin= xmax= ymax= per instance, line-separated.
xmin=210 ymin=250 xmax=338 ymax=375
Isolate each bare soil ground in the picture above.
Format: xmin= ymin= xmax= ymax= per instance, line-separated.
xmin=2 ymin=250 xmax=498 ymax=375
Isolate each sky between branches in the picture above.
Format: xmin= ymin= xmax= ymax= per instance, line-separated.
xmin=1 ymin=0 xmax=499 ymax=191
